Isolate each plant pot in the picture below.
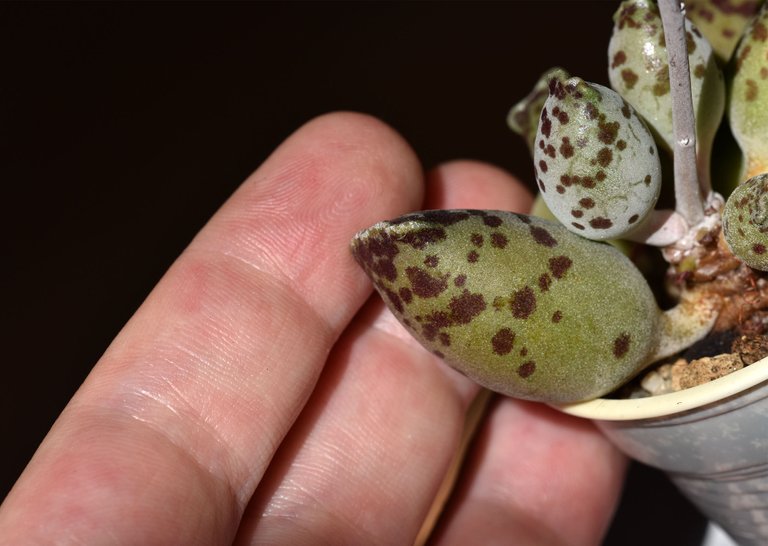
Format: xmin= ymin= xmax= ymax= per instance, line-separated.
xmin=559 ymin=357 xmax=768 ymax=545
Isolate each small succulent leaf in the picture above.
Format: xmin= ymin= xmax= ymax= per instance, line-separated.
xmin=350 ymin=210 xmax=662 ymax=403
xmin=608 ymin=0 xmax=725 ymax=191
xmin=508 ymin=67 xmax=570 ymax=155
xmin=684 ymin=0 xmax=763 ymax=64
xmin=729 ymin=4 xmax=768 ymax=179
xmin=533 ymin=74 xmax=662 ymax=240
xmin=723 ymin=172 xmax=768 ymax=270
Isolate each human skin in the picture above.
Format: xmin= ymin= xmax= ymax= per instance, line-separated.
xmin=0 ymin=112 xmax=626 ymax=545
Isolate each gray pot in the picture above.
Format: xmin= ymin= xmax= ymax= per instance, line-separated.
xmin=559 ymin=358 xmax=768 ymax=545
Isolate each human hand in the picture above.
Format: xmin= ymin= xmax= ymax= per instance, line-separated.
xmin=0 ymin=112 xmax=626 ymax=545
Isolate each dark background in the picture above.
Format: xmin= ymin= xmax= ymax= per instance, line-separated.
xmin=2 ymin=2 xmax=707 ymax=543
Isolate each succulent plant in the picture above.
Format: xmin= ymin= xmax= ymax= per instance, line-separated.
xmin=531 ymin=73 xmax=662 ymax=241
xmin=351 ymin=0 xmax=768 ymax=404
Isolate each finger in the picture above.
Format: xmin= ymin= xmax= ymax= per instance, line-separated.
xmin=423 ymin=159 xmax=534 ymax=212
xmin=431 ymin=398 xmax=627 ymax=546
xmin=234 ymin=161 xmax=534 ymax=544
xmin=0 ymin=112 xmax=424 ymax=544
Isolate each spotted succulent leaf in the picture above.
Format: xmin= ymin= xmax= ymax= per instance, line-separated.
xmin=729 ymin=4 xmax=768 ymax=179
xmin=351 ymin=210 xmax=663 ymax=403
xmin=684 ymin=0 xmax=763 ymax=64
xmin=723 ymin=173 xmax=768 ymax=270
xmin=533 ymin=73 xmax=662 ymax=241
xmin=608 ymin=0 xmax=725 ymax=193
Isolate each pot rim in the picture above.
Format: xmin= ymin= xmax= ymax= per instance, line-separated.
xmin=555 ymin=355 xmax=768 ymax=421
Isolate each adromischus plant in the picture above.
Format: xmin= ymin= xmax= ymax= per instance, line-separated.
xmin=351 ymin=0 xmax=768 ymax=404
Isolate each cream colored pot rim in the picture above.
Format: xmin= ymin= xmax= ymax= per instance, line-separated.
xmin=556 ymin=355 xmax=768 ymax=421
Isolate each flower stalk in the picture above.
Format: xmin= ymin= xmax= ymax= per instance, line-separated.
xmin=658 ymin=0 xmax=706 ymax=227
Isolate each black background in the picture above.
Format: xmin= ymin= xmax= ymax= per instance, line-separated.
xmin=2 ymin=2 xmax=707 ymax=543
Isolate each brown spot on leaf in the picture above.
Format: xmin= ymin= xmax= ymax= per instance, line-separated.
xmin=590 ymin=217 xmax=614 ymax=230
xmin=556 ymin=185 xmax=565 ymax=194
xmin=518 ymin=361 xmax=536 ymax=378
xmin=552 ymin=310 xmax=563 ymax=323
xmin=613 ymin=333 xmax=631 ymax=358
xmin=617 ymin=139 xmax=627 ymax=151
xmin=449 ymin=290 xmax=487 ymax=323
xmin=384 ymin=288 xmax=403 ymax=313
xmin=644 ymin=174 xmax=652 ymax=186
xmin=406 ymin=267 xmax=448 ymax=298
xmin=611 ymin=50 xmax=627 ymax=69
xmin=540 ymin=108 xmax=552 ymax=138
xmin=754 ymin=243 xmax=767 ymax=255
xmin=424 ymin=255 xmax=439 ymax=268
xmin=422 ymin=210 xmax=471 ymax=226
xmin=530 ymin=225 xmax=558 ymax=247
xmin=538 ymin=159 xmax=549 ymax=173
xmin=694 ymin=63 xmax=706 ymax=79
xmin=579 ymin=197 xmax=595 ymax=209
xmin=470 ymin=233 xmax=484 ymax=247
xmin=467 ymin=250 xmax=479 ymax=263
xmin=746 ymin=79 xmax=758 ymax=101
xmin=538 ymin=273 xmax=552 ymax=292
xmin=596 ymin=147 xmax=613 ymax=167
xmin=439 ymin=332 xmax=451 ymax=347
xmin=652 ymin=76 xmax=670 ymax=97
xmin=399 ymin=287 xmax=413 ymax=304
xmin=491 ymin=328 xmax=515 ymax=355
xmin=572 ymin=222 xmax=585 ymax=230
xmin=549 ymin=255 xmax=573 ymax=278
xmin=628 ymin=214 xmax=639 ymax=224
xmin=398 ymin=227 xmax=447 ymax=250
xmin=571 ymin=209 xmax=584 ymax=218
xmin=491 ymin=232 xmax=508 ymax=248
xmin=559 ymin=137 xmax=574 ymax=158
xmin=597 ymin=120 xmax=619 ymax=145
xmin=621 ymin=69 xmax=639 ymax=89
xmin=483 ymin=215 xmax=503 ymax=228
xmin=621 ymin=101 xmax=631 ymax=119
xmin=454 ymin=274 xmax=466 ymax=287
xmin=548 ymin=77 xmax=566 ymax=100
xmin=511 ymin=286 xmax=536 ymax=319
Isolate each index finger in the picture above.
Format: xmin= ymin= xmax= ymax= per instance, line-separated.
xmin=0 ymin=112 xmax=424 ymax=544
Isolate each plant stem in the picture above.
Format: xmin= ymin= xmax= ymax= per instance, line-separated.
xmin=658 ymin=0 xmax=705 ymax=227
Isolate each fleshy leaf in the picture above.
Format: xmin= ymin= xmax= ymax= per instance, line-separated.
xmin=508 ymin=67 xmax=569 ymax=154
xmin=729 ymin=3 xmax=768 ymax=179
xmin=532 ymin=73 xmax=662 ymax=240
xmin=684 ymin=0 xmax=763 ymax=64
xmin=608 ymin=0 xmax=725 ymax=193
xmin=351 ymin=210 xmax=661 ymax=403
xmin=723 ymin=173 xmax=768 ymax=270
